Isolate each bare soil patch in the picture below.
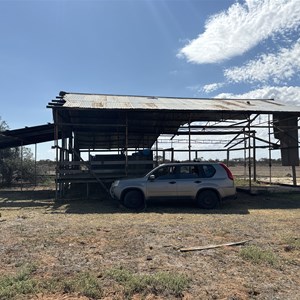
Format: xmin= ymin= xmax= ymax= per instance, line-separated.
xmin=0 ymin=187 xmax=299 ymax=299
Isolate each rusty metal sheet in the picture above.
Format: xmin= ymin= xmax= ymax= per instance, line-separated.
xmin=51 ymin=92 xmax=300 ymax=114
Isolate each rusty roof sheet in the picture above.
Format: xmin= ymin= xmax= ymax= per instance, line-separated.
xmin=47 ymin=92 xmax=300 ymax=114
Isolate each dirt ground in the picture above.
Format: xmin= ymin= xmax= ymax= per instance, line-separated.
xmin=0 ymin=187 xmax=299 ymax=300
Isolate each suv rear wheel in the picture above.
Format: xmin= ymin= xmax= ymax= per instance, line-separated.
xmin=123 ymin=190 xmax=145 ymax=210
xmin=196 ymin=190 xmax=219 ymax=209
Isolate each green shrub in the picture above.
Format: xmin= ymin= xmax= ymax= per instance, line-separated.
xmin=0 ymin=264 xmax=38 ymax=299
xmin=61 ymin=273 xmax=102 ymax=299
xmin=240 ymin=245 xmax=278 ymax=266
xmin=0 ymin=265 xmax=102 ymax=300
xmin=106 ymin=267 xmax=190 ymax=297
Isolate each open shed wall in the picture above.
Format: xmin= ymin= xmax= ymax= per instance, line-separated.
xmin=48 ymin=92 xmax=300 ymax=151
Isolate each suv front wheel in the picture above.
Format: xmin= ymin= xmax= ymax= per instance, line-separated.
xmin=196 ymin=190 xmax=219 ymax=209
xmin=123 ymin=190 xmax=145 ymax=210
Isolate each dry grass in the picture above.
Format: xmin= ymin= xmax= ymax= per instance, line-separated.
xmin=0 ymin=186 xmax=299 ymax=299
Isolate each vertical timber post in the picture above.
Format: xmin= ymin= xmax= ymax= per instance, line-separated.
xmin=156 ymin=140 xmax=159 ymax=166
xmin=55 ymin=109 xmax=59 ymax=201
xmin=20 ymin=143 xmax=23 ymax=191
xmin=188 ymin=121 xmax=191 ymax=162
xmin=125 ymin=113 xmax=128 ymax=176
xmin=226 ymin=149 xmax=230 ymax=166
xmin=253 ymin=132 xmax=257 ymax=182
xmin=268 ymin=114 xmax=272 ymax=184
xmin=61 ymin=135 xmax=66 ymax=198
xmin=292 ymin=165 xmax=297 ymax=186
xmin=171 ymin=140 xmax=174 ymax=162
xmin=34 ymin=143 xmax=37 ymax=187
xmin=189 ymin=114 xmax=192 ymax=161
xmin=59 ymin=130 xmax=65 ymax=199
xmin=243 ymin=130 xmax=247 ymax=182
xmin=248 ymin=120 xmax=252 ymax=193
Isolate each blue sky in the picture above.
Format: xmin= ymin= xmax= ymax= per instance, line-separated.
xmin=1 ymin=0 xmax=300 ymax=159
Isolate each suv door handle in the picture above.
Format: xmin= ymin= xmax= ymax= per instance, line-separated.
xmin=194 ymin=181 xmax=202 ymax=183
xmin=169 ymin=181 xmax=176 ymax=184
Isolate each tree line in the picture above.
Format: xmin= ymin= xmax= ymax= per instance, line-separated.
xmin=0 ymin=117 xmax=37 ymax=186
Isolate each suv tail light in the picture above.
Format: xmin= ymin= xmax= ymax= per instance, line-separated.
xmin=220 ymin=163 xmax=234 ymax=180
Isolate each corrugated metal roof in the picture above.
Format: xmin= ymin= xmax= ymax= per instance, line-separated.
xmin=47 ymin=92 xmax=300 ymax=113
xmin=46 ymin=91 xmax=300 ymax=150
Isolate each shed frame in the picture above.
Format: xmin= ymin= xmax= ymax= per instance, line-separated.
xmin=47 ymin=91 xmax=300 ymax=199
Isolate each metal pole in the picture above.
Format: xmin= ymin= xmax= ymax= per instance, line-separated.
xmin=244 ymin=130 xmax=247 ymax=182
xmin=35 ymin=143 xmax=37 ymax=187
xmin=156 ymin=140 xmax=159 ymax=166
xmin=292 ymin=165 xmax=297 ymax=186
xmin=268 ymin=114 xmax=272 ymax=184
xmin=227 ymin=149 xmax=230 ymax=166
xmin=253 ymin=132 xmax=257 ymax=182
xmin=55 ymin=109 xmax=59 ymax=201
xmin=125 ymin=113 xmax=128 ymax=176
xmin=20 ymin=144 xmax=23 ymax=191
xmin=171 ymin=140 xmax=174 ymax=162
xmin=248 ymin=120 xmax=252 ymax=192
xmin=117 ymin=127 xmax=120 ymax=155
xmin=188 ymin=122 xmax=191 ymax=161
xmin=59 ymin=130 xmax=65 ymax=199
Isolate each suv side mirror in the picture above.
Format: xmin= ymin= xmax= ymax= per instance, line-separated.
xmin=149 ymin=174 xmax=155 ymax=181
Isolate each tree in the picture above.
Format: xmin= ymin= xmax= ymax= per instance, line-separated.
xmin=0 ymin=117 xmax=35 ymax=186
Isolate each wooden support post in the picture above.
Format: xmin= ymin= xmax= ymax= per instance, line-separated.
xmin=34 ymin=143 xmax=37 ymax=187
xmin=253 ymin=132 xmax=257 ymax=182
xmin=244 ymin=130 xmax=247 ymax=182
xmin=188 ymin=122 xmax=191 ymax=161
xmin=156 ymin=139 xmax=159 ymax=166
xmin=55 ymin=109 xmax=59 ymax=201
xmin=248 ymin=121 xmax=252 ymax=193
xmin=268 ymin=114 xmax=272 ymax=184
xmin=226 ymin=149 xmax=230 ymax=166
xmin=61 ymin=136 xmax=66 ymax=198
xmin=20 ymin=144 xmax=23 ymax=192
xmin=292 ymin=165 xmax=297 ymax=186
xmin=125 ymin=113 xmax=128 ymax=176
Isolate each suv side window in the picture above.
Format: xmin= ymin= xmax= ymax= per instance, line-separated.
xmin=152 ymin=166 xmax=175 ymax=180
xmin=176 ymin=165 xmax=199 ymax=179
xmin=199 ymin=165 xmax=216 ymax=178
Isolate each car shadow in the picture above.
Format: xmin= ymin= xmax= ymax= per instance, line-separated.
xmin=1 ymin=189 xmax=299 ymax=215
xmin=0 ymin=189 xmax=55 ymax=209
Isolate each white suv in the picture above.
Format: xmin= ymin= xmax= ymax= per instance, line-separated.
xmin=110 ymin=162 xmax=236 ymax=210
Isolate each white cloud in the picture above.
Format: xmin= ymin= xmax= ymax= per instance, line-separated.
xmin=224 ymin=39 xmax=300 ymax=83
xmin=178 ymin=0 xmax=300 ymax=64
xmin=202 ymin=82 xmax=224 ymax=93
xmin=215 ymin=86 xmax=300 ymax=106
